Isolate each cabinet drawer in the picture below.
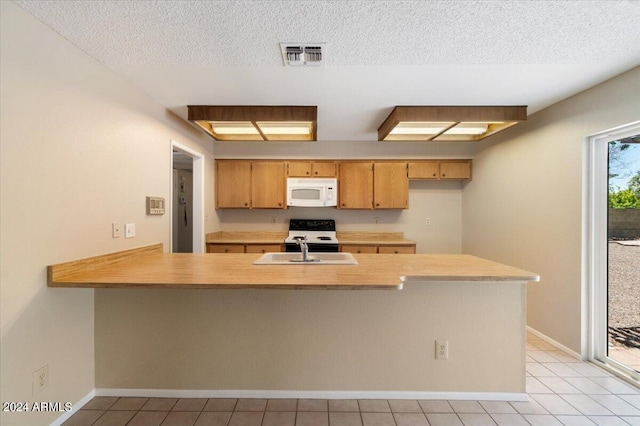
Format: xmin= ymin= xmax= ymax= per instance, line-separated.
xmin=207 ymin=244 xmax=245 ymax=253
xmin=245 ymin=244 xmax=282 ymax=254
xmin=341 ymin=244 xmax=377 ymax=254
xmin=378 ymin=245 xmax=415 ymax=254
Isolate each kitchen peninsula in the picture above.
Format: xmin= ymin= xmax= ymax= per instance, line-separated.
xmin=49 ymin=245 xmax=539 ymax=399
xmin=48 ymin=243 xmax=537 ymax=289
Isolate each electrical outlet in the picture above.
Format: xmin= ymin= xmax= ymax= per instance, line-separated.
xmin=425 ymin=218 xmax=431 ymax=226
xmin=374 ymin=217 xmax=380 ymax=225
xmin=125 ymin=223 xmax=135 ymax=238
xmin=33 ymin=365 xmax=49 ymax=395
xmin=271 ymin=216 xmax=277 ymax=224
xmin=112 ymin=222 xmax=121 ymax=238
xmin=435 ymin=340 xmax=449 ymax=360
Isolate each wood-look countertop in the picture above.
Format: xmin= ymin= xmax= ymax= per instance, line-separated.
xmin=205 ymin=231 xmax=416 ymax=246
xmin=48 ymin=244 xmax=539 ymax=290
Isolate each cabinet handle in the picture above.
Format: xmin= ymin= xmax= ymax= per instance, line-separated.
xmin=442 ymin=174 xmax=446 ymax=177
xmin=244 ymin=202 xmax=248 ymax=206
xmin=306 ymin=171 xmax=310 ymax=175
xmin=314 ymin=171 xmax=318 ymax=175
xmin=224 ymin=249 xmax=229 ymax=253
xmin=432 ymin=173 xmax=437 ymax=177
xmin=278 ymin=202 xmax=282 ymax=206
xmin=341 ymin=203 xmax=346 ymax=207
xmin=376 ymin=203 xmax=380 ymax=207
xmin=394 ymin=250 xmax=399 ymax=254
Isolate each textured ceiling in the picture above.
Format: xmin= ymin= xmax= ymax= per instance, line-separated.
xmin=14 ymin=0 xmax=640 ymax=142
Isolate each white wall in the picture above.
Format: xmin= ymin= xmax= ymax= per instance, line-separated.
xmin=462 ymin=67 xmax=640 ymax=354
xmin=0 ymin=3 xmax=216 ymax=424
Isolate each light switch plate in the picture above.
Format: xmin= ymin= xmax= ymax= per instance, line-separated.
xmin=125 ymin=223 xmax=135 ymax=238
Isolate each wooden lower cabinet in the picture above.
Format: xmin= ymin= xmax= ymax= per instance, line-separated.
xmin=207 ymin=244 xmax=245 ymax=253
xmin=245 ymin=244 xmax=282 ymax=254
xmin=378 ymin=245 xmax=416 ymax=254
xmin=207 ymin=243 xmax=282 ymax=253
xmin=341 ymin=244 xmax=415 ymax=254
xmin=341 ymin=244 xmax=377 ymax=254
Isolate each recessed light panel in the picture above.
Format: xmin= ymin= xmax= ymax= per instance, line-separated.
xmin=188 ymin=106 xmax=317 ymax=141
xmin=378 ymin=106 xmax=527 ymax=142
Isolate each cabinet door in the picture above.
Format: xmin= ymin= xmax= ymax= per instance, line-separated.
xmin=245 ymin=244 xmax=282 ymax=253
xmin=338 ymin=162 xmax=373 ymax=209
xmin=439 ymin=162 xmax=471 ymax=180
xmin=374 ymin=162 xmax=409 ymax=209
xmin=216 ymin=161 xmax=252 ymax=208
xmin=252 ymin=161 xmax=286 ymax=208
xmin=287 ymin=161 xmax=312 ymax=177
xmin=408 ymin=162 xmax=439 ymax=179
xmin=341 ymin=244 xmax=377 ymax=254
xmin=378 ymin=245 xmax=415 ymax=254
xmin=207 ymin=244 xmax=245 ymax=253
xmin=312 ymin=161 xmax=337 ymax=177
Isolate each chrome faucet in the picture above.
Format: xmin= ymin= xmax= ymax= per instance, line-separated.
xmin=295 ymin=236 xmax=310 ymax=261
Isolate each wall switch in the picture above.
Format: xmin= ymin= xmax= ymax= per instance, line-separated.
xmin=271 ymin=216 xmax=277 ymax=224
xmin=435 ymin=340 xmax=449 ymax=360
xmin=425 ymin=218 xmax=431 ymax=226
xmin=33 ymin=365 xmax=49 ymax=395
xmin=125 ymin=223 xmax=136 ymax=238
xmin=112 ymin=222 xmax=121 ymax=238
xmin=374 ymin=217 xmax=380 ymax=225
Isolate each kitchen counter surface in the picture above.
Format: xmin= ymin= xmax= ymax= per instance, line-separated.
xmin=206 ymin=231 xmax=286 ymax=244
xmin=48 ymin=243 xmax=539 ymax=290
xmin=205 ymin=231 xmax=416 ymax=245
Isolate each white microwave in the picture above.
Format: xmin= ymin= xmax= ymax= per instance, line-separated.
xmin=287 ymin=178 xmax=338 ymax=207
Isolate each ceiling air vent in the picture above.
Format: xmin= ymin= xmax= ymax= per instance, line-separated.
xmin=280 ymin=43 xmax=325 ymax=67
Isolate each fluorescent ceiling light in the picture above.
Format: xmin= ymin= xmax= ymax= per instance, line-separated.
xmin=378 ymin=106 xmax=526 ymax=142
xmin=257 ymin=122 xmax=313 ymax=135
xmin=188 ymin=106 xmax=317 ymax=141
xmin=209 ymin=122 xmax=260 ymax=135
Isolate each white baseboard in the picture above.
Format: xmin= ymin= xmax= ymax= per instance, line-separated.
xmin=50 ymin=389 xmax=95 ymax=426
xmin=526 ymin=326 xmax=583 ymax=360
xmin=95 ymin=388 xmax=527 ymax=402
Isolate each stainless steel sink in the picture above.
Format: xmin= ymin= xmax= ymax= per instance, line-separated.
xmin=253 ymin=252 xmax=358 ymax=265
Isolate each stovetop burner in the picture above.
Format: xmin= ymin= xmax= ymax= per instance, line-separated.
xmin=285 ymin=219 xmax=338 ymax=246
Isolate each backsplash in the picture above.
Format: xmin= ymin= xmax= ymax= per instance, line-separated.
xmin=217 ymin=180 xmax=463 ymax=254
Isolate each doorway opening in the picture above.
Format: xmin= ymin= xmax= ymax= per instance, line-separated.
xmin=171 ymin=140 xmax=205 ymax=253
xmin=587 ymin=121 xmax=640 ymax=385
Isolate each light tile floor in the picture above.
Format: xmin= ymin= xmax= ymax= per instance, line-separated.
xmin=63 ymin=332 xmax=640 ymax=425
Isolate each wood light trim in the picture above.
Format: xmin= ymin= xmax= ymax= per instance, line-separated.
xmin=378 ymin=106 xmax=527 ymax=142
xmin=188 ymin=105 xmax=317 ymax=141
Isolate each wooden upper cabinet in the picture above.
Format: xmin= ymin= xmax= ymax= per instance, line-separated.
xmin=252 ymin=161 xmax=286 ymax=208
xmin=408 ymin=162 xmax=439 ymax=179
xmin=408 ymin=160 xmax=472 ymax=180
xmin=339 ymin=162 xmax=373 ymax=209
xmin=287 ymin=161 xmax=337 ymax=177
xmin=216 ymin=160 xmax=251 ymax=208
xmin=374 ymin=162 xmax=409 ymax=209
xmin=440 ymin=161 xmax=471 ymax=180
xmin=287 ymin=161 xmax=312 ymax=177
